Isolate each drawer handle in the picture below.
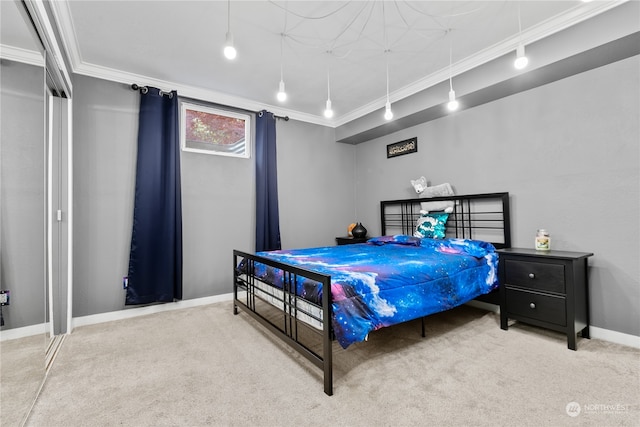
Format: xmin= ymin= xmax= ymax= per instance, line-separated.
xmin=529 ymin=302 xmax=536 ymax=309
xmin=528 ymin=273 xmax=535 ymax=279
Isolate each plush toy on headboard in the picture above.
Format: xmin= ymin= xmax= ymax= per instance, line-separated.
xmin=410 ymin=179 xmax=456 ymax=212
xmin=410 ymin=176 xmax=428 ymax=194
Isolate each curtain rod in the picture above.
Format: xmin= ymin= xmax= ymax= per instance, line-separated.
xmin=259 ymin=110 xmax=289 ymax=121
xmin=131 ymin=83 xmax=289 ymax=120
xmin=131 ymin=83 xmax=174 ymax=98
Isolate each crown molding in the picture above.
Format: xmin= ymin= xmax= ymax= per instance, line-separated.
xmin=73 ymin=60 xmax=330 ymax=126
xmin=0 ymin=44 xmax=45 ymax=67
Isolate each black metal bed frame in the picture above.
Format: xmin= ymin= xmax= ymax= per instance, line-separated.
xmin=381 ymin=192 xmax=511 ymax=248
xmin=233 ymin=192 xmax=510 ymax=396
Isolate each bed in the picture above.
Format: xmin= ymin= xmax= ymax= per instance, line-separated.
xmin=233 ymin=192 xmax=511 ymax=395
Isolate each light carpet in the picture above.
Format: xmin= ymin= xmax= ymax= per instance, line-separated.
xmin=22 ymin=303 xmax=640 ymax=427
xmin=1 ymin=334 xmax=46 ymax=427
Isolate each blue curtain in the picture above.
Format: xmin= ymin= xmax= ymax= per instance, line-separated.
xmin=126 ymin=87 xmax=182 ymax=305
xmin=255 ymin=110 xmax=281 ymax=251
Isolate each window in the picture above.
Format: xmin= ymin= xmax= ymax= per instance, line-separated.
xmin=180 ymin=101 xmax=251 ymax=158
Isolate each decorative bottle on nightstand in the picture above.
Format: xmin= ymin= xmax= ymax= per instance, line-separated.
xmin=352 ymin=223 xmax=367 ymax=238
xmin=535 ymin=229 xmax=551 ymax=251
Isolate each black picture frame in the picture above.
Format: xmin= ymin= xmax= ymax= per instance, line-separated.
xmin=387 ymin=137 xmax=417 ymax=158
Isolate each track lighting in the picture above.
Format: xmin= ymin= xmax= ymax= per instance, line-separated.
xmin=223 ymin=0 xmax=236 ymax=60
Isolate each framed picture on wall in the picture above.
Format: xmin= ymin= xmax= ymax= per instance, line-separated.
xmin=387 ymin=137 xmax=417 ymax=158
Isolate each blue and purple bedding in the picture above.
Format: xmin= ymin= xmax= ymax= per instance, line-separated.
xmin=241 ymin=235 xmax=498 ymax=348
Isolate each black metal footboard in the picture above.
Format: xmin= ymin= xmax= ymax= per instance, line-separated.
xmin=233 ymin=250 xmax=334 ymax=396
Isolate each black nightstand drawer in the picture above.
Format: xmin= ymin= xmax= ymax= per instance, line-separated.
xmin=505 ymin=260 xmax=565 ymax=294
xmin=506 ymin=287 xmax=566 ymax=326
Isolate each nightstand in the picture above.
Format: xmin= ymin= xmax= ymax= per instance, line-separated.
xmin=335 ymin=236 xmax=368 ymax=245
xmin=498 ymin=248 xmax=593 ymax=350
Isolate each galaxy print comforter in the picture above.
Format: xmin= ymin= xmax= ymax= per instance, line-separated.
xmin=240 ymin=235 xmax=498 ymax=348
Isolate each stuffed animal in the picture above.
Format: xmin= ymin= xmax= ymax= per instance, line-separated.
xmin=410 ymin=176 xmax=428 ymax=194
xmin=415 ymin=181 xmax=456 ymax=212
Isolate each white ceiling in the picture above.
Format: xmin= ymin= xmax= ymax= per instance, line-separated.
xmin=2 ymin=1 xmax=628 ymax=125
xmin=1 ymin=0 xmax=44 ymax=63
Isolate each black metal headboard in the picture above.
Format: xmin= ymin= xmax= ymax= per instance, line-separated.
xmin=380 ymin=192 xmax=511 ymax=249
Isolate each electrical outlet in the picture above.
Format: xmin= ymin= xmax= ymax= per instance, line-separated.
xmin=0 ymin=290 xmax=10 ymax=306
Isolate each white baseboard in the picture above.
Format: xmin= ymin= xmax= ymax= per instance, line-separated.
xmin=0 ymin=322 xmax=50 ymax=342
xmin=71 ymin=293 xmax=234 ymax=329
xmin=589 ymin=326 xmax=640 ymax=349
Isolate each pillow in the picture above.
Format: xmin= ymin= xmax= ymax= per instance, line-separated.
xmin=419 ymin=183 xmax=455 ymax=212
xmin=414 ymin=211 xmax=450 ymax=239
xmin=367 ymin=235 xmax=421 ymax=246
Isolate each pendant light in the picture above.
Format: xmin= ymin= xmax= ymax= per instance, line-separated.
xmin=514 ymin=44 xmax=528 ymax=69
xmin=382 ymin=5 xmax=392 ymax=121
xmin=276 ymin=37 xmax=287 ymax=102
xmin=447 ymin=45 xmax=459 ymax=111
xmin=324 ymin=71 xmax=334 ymax=119
xmin=223 ymin=0 xmax=237 ymax=60
xmin=384 ymin=59 xmax=393 ymax=120
xmin=277 ymin=79 xmax=287 ymax=102
xmin=514 ymin=4 xmax=528 ymax=70
xmin=276 ymin=8 xmax=287 ymax=102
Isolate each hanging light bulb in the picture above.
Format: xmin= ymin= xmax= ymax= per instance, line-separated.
xmin=323 ymin=70 xmax=333 ymax=118
xmin=277 ymin=79 xmax=287 ymax=102
xmin=384 ymin=100 xmax=393 ymax=120
xmin=384 ymin=58 xmax=393 ymax=120
xmin=447 ymin=89 xmax=459 ymax=111
xmin=513 ymin=4 xmax=528 ymax=70
xmin=514 ymin=44 xmax=528 ymax=69
xmin=324 ymin=99 xmax=334 ymax=118
xmin=223 ymin=0 xmax=237 ymax=60
xmin=276 ymin=31 xmax=287 ymax=102
xmin=447 ymin=43 xmax=459 ymax=112
xmin=224 ymin=32 xmax=237 ymax=60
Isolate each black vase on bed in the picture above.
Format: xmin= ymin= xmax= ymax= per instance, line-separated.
xmin=351 ymin=222 xmax=367 ymax=238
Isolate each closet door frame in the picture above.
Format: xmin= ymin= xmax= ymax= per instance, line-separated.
xmin=46 ymin=90 xmax=72 ymax=339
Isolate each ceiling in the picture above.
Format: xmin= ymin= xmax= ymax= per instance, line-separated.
xmin=1 ymin=1 xmax=629 ymax=125
xmin=1 ymin=1 xmax=44 ymax=61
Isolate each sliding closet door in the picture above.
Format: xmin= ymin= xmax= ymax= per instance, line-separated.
xmin=46 ymin=91 xmax=71 ymax=338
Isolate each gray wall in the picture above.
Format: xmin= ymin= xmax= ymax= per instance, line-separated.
xmin=276 ymin=119 xmax=355 ymax=249
xmin=72 ymin=74 xmax=353 ymax=317
xmin=0 ymin=59 xmax=46 ymax=329
xmin=353 ymin=56 xmax=640 ymax=337
xmin=72 ymin=76 xmax=138 ymax=316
